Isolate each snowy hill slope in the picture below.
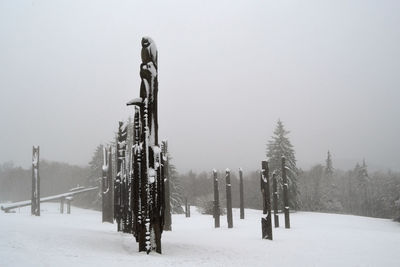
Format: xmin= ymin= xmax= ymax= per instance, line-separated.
xmin=1 ymin=203 xmax=399 ymax=267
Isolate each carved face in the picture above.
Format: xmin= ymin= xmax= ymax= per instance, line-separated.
xmin=141 ymin=37 xmax=158 ymax=67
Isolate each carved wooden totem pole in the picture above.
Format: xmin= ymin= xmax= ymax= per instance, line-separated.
xmin=282 ymin=156 xmax=290 ymax=229
xmin=127 ymin=37 xmax=165 ymax=254
xmin=213 ymin=169 xmax=220 ymax=228
xmin=114 ymin=122 xmax=127 ymax=231
xmin=162 ymin=140 xmax=172 ymax=231
xmin=239 ymin=168 xmax=245 ymax=219
xmin=226 ymin=169 xmax=233 ymax=228
xmin=272 ymin=171 xmax=279 ymax=227
xmin=261 ymin=161 xmax=273 ymax=240
xmin=102 ymin=146 xmax=114 ymax=223
xmin=31 ymin=146 xmax=40 ymax=216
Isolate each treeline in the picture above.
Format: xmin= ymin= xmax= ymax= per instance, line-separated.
xmin=298 ymin=163 xmax=400 ymax=220
xmin=0 ymin=161 xmax=95 ymax=208
xmin=177 ymin=165 xmax=400 ymax=221
xmin=179 ymin=170 xmax=263 ymax=212
xmin=2 ymin=156 xmax=399 ymax=221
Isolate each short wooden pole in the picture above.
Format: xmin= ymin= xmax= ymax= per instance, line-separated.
xmin=239 ymin=168 xmax=245 ymax=219
xmin=213 ymin=169 xmax=220 ymax=228
xmin=272 ymin=172 xmax=279 ymax=227
xmin=282 ymin=157 xmax=290 ymax=229
xmin=226 ymin=169 xmax=233 ymax=228
xmin=60 ymin=198 xmax=64 ymax=214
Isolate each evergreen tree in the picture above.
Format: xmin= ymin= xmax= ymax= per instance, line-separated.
xmin=266 ymin=120 xmax=299 ymax=209
xmin=168 ymin=159 xmax=185 ymax=214
xmin=86 ymin=144 xmax=104 ymax=210
xmin=325 ymin=151 xmax=334 ymax=177
xmin=88 ymin=144 xmax=104 ymax=186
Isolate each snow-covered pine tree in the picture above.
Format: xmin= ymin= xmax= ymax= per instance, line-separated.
xmin=87 ymin=144 xmax=104 ymax=210
xmin=321 ymin=151 xmax=333 ymax=208
xmin=325 ymin=151 xmax=334 ymax=177
xmin=357 ymin=159 xmax=370 ymax=216
xmin=266 ymin=120 xmax=299 ymax=209
xmin=168 ymin=161 xmax=184 ymax=214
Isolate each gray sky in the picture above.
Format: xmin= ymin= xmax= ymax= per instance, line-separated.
xmin=1 ymin=0 xmax=399 ymax=172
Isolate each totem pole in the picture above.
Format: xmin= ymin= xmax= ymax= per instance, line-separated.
xmin=127 ymin=37 xmax=165 ymax=254
xmin=31 ymin=146 xmax=40 ymax=216
xmin=226 ymin=169 xmax=233 ymax=228
xmin=261 ymin=161 xmax=272 ymax=240
xmin=272 ymin=171 xmax=279 ymax=227
xmin=213 ymin=169 xmax=220 ymax=228
xmin=114 ymin=122 xmax=127 ymax=231
xmin=239 ymin=168 xmax=245 ymax=219
xmin=282 ymin=156 xmax=290 ymax=228
xmin=102 ymin=146 xmax=114 ymax=223
xmin=132 ymin=107 xmax=141 ymax=241
xmin=162 ymin=140 xmax=172 ymax=231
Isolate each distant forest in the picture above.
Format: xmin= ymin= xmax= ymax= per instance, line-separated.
xmin=179 ymin=165 xmax=400 ymax=221
xmin=0 ymin=161 xmax=99 ymax=210
xmin=1 ymin=157 xmax=399 ymax=221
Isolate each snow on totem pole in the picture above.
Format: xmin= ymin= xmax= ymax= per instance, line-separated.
xmin=282 ymin=156 xmax=290 ymax=229
xmin=31 ymin=146 xmax=40 ymax=216
xmin=114 ymin=122 xmax=127 ymax=232
xmin=239 ymin=168 xmax=245 ymax=219
xmin=162 ymin=140 xmax=172 ymax=231
xmin=272 ymin=171 xmax=279 ymax=228
xmin=261 ymin=161 xmax=272 ymax=240
xmin=213 ymin=169 xmax=220 ymax=228
xmin=127 ymin=37 xmax=165 ymax=254
xmin=102 ymin=146 xmax=113 ymax=223
xmin=226 ymin=169 xmax=233 ymax=228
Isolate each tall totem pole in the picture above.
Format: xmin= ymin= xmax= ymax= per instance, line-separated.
xmin=261 ymin=161 xmax=272 ymax=240
xmin=127 ymin=37 xmax=165 ymax=254
xmin=114 ymin=122 xmax=127 ymax=231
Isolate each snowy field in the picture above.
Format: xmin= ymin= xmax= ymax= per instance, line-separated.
xmin=1 ymin=203 xmax=399 ymax=267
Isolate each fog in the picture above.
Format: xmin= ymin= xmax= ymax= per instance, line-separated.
xmin=1 ymin=0 xmax=399 ymax=172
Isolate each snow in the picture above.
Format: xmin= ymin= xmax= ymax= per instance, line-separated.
xmin=1 ymin=203 xmax=400 ymax=267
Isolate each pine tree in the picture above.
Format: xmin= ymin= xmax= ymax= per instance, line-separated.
xmin=266 ymin=120 xmax=299 ymax=209
xmin=321 ymin=151 xmax=342 ymax=212
xmin=84 ymin=144 xmax=104 ymax=210
xmin=88 ymin=144 xmax=104 ymax=186
xmin=325 ymin=151 xmax=334 ymax=177
xmin=357 ymin=159 xmax=370 ymax=216
xmin=168 ymin=162 xmax=185 ymax=214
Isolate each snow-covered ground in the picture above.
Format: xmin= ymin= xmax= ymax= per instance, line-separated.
xmin=1 ymin=203 xmax=399 ymax=267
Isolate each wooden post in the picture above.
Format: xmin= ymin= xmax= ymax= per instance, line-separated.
xmin=31 ymin=146 xmax=40 ymax=216
xmin=213 ymin=169 xmax=220 ymax=228
xmin=272 ymin=172 xmax=279 ymax=227
xmin=162 ymin=141 xmax=172 ymax=231
xmin=226 ymin=169 xmax=233 ymax=228
xmin=60 ymin=198 xmax=64 ymax=214
xmin=261 ymin=161 xmax=273 ymax=240
xmin=282 ymin=156 xmax=290 ymax=229
xmin=239 ymin=168 xmax=245 ymax=219
xmin=66 ymin=197 xmax=72 ymax=214
xmin=102 ymin=146 xmax=113 ymax=223
xmin=185 ymin=198 xmax=189 ymax=218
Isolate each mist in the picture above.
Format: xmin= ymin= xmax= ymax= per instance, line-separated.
xmin=1 ymin=0 xmax=399 ymax=172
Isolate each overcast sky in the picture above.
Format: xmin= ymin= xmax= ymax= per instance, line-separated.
xmin=1 ymin=0 xmax=399 ymax=172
